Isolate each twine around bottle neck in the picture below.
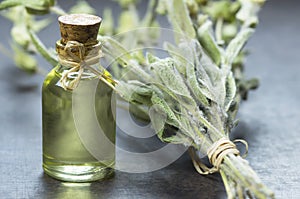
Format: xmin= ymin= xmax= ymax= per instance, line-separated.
xmin=56 ymin=40 xmax=116 ymax=91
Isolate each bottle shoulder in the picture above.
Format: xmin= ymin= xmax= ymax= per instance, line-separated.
xmin=42 ymin=65 xmax=73 ymax=100
xmin=43 ymin=66 xmax=60 ymax=88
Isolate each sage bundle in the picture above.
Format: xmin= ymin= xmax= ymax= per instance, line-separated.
xmin=99 ymin=0 xmax=274 ymax=198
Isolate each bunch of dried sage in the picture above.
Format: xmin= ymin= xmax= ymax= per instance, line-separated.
xmin=100 ymin=0 xmax=274 ymax=198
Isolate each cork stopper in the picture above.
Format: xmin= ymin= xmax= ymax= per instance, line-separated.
xmin=58 ymin=14 xmax=102 ymax=45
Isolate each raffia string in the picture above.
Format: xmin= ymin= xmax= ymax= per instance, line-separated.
xmin=58 ymin=40 xmax=116 ymax=91
xmin=188 ymin=138 xmax=248 ymax=175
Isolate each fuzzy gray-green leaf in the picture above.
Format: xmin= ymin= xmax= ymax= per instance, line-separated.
xmin=116 ymin=81 xmax=153 ymax=105
xmin=177 ymin=40 xmax=210 ymax=106
xmin=163 ymin=42 xmax=187 ymax=76
xmin=151 ymin=93 xmax=180 ymax=128
xmin=99 ymin=36 xmax=133 ymax=67
xmin=150 ymin=58 xmax=197 ymax=109
xmin=166 ymin=0 xmax=196 ymax=43
xmin=224 ymin=72 xmax=236 ymax=112
xmin=225 ymin=28 xmax=254 ymax=65
xmin=149 ymin=104 xmax=167 ymax=138
xmin=197 ymin=20 xmax=222 ymax=66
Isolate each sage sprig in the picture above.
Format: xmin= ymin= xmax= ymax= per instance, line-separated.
xmin=101 ymin=0 xmax=274 ymax=198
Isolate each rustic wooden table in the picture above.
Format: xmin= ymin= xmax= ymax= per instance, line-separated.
xmin=0 ymin=0 xmax=299 ymax=198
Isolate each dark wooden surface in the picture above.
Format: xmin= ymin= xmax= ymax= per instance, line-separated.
xmin=0 ymin=0 xmax=299 ymax=198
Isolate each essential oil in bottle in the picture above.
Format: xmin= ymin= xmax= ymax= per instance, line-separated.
xmin=42 ymin=14 xmax=116 ymax=182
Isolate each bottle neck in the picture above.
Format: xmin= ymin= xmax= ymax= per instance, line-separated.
xmin=54 ymin=40 xmax=102 ymax=90
xmin=56 ymin=40 xmax=101 ymax=62
xmin=55 ymin=40 xmax=101 ymax=75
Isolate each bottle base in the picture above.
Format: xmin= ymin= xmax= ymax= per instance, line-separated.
xmin=43 ymin=163 xmax=114 ymax=182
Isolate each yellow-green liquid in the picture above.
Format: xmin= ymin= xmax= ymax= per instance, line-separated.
xmin=42 ymin=65 xmax=116 ymax=182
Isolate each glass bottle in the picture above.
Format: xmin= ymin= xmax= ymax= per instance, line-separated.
xmin=42 ymin=14 xmax=116 ymax=182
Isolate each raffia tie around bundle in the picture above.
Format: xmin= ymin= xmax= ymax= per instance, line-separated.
xmin=58 ymin=40 xmax=116 ymax=91
xmin=189 ymin=137 xmax=248 ymax=175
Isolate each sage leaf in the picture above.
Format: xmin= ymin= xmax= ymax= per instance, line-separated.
xmin=0 ymin=0 xmax=22 ymax=10
xmin=236 ymin=0 xmax=264 ymax=23
xmin=24 ymin=0 xmax=55 ymax=14
xmin=197 ymin=20 xmax=222 ymax=66
xmin=149 ymin=58 xmax=197 ymax=109
xmin=151 ymin=93 xmax=180 ymax=128
xmin=149 ymin=104 xmax=167 ymax=138
xmin=224 ymin=71 xmax=236 ymax=112
xmin=225 ymin=28 xmax=254 ymax=65
xmin=25 ymin=0 xmax=54 ymax=10
xmin=166 ymin=0 xmax=196 ymax=43
xmin=176 ymin=40 xmax=209 ymax=106
xmin=163 ymin=42 xmax=187 ymax=76
xmin=115 ymin=81 xmax=152 ymax=105
xmin=151 ymin=82 xmax=197 ymax=113
xmin=11 ymin=24 xmax=30 ymax=49
xmin=192 ymin=40 xmax=222 ymax=103
xmin=99 ymin=36 xmax=133 ymax=67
